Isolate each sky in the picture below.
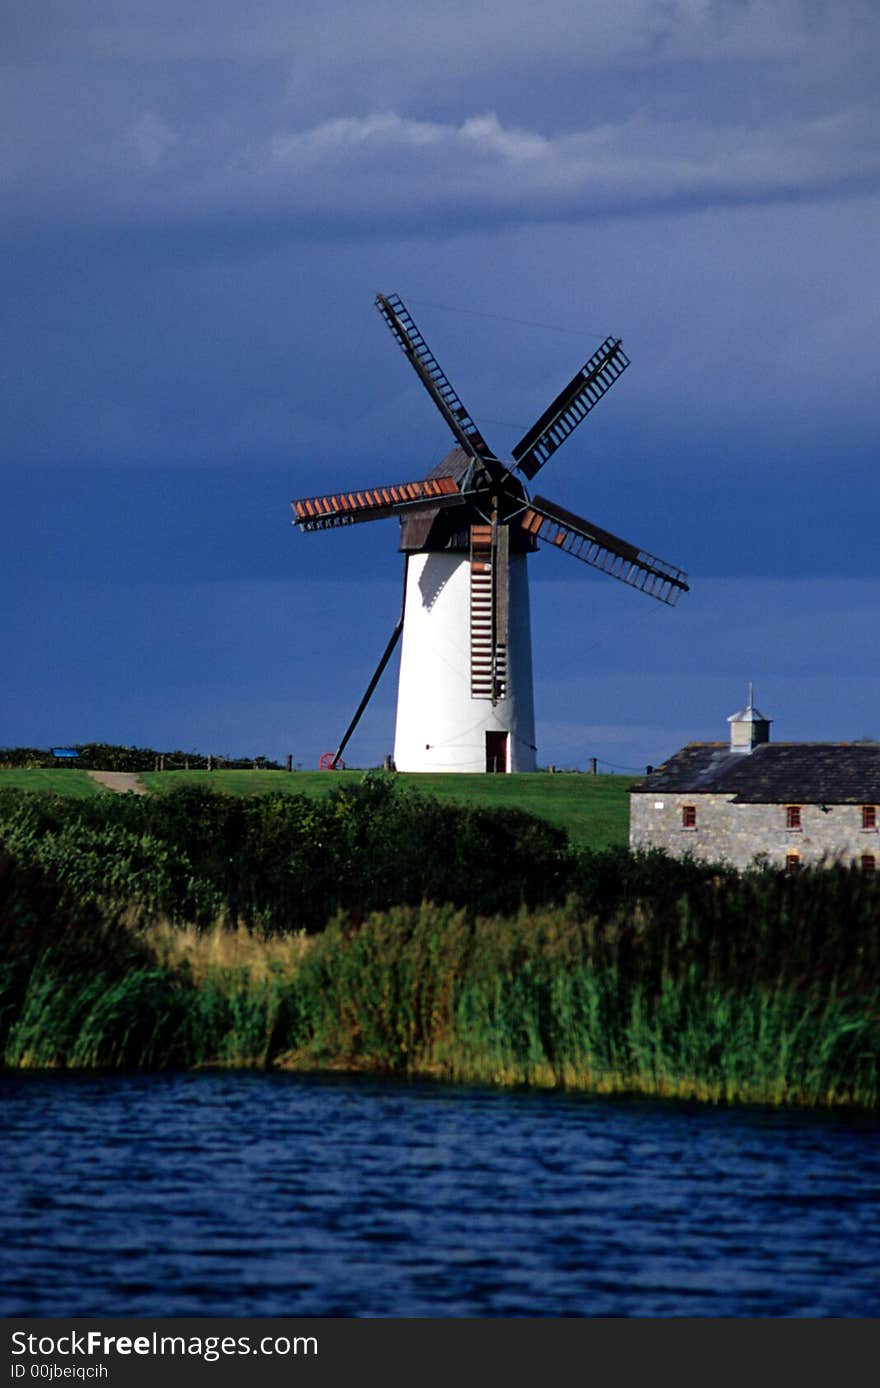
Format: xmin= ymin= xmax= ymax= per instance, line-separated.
xmin=2 ymin=0 xmax=879 ymax=772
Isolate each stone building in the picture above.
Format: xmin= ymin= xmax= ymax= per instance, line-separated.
xmin=629 ymin=693 xmax=880 ymax=872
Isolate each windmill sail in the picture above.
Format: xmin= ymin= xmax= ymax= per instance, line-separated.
xmin=512 ymin=338 xmax=630 ymax=480
xmin=376 ymin=294 xmax=496 ymax=468
xmin=292 ymin=475 xmax=470 ymax=531
xmin=520 ymin=495 xmax=689 ymax=605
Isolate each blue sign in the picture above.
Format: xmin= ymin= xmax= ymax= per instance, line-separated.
xmin=51 ymin=748 xmax=79 ymax=759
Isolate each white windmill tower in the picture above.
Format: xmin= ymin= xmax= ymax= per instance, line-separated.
xmin=292 ymin=293 xmax=689 ymax=772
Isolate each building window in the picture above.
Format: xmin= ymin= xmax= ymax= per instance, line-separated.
xmin=785 ymin=853 xmax=800 ymax=874
xmin=861 ymin=855 xmax=876 ymax=876
xmin=786 ymin=805 xmax=802 ymax=831
xmin=862 ymin=805 xmax=877 ymax=832
xmin=682 ymin=805 xmax=697 ymax=829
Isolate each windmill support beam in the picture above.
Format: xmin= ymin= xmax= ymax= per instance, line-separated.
xmin=331 ymin=585 xmax=406 ymax=768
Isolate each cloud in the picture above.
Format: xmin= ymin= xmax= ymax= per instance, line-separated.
xmin=3 ymin=1 xmax=878 ymax=242
xmin=7 ymin=100 xmax=877 ymax=245
xmin=15 ymin=2 xmax=875 ymax=81
xmin=124 ymin=112 xmax=178 ymax=169
xmin=2 ymin=1 xmax=877 ymax=772
xmin=263 ymin=104 xmax=879 ymax=222
xmin=271 ymin=113 xmax=550 ymax=166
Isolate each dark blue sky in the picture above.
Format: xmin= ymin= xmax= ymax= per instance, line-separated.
xmin=3 ymin=1 xmax=879 ymax=769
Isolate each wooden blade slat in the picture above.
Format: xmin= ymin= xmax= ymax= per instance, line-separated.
xmin=291 ymin=475 xmax=468 ymax=531
xmin=522 ymin=494 xmax=689 ymax=605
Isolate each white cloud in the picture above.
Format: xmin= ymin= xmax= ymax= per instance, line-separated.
xmin=263 ymin=103 xmax=879 ymax=213
xmin=271 ymin=111 xmax=549 ymax=167
xmin=270 ymin=112 xmax=446 ymax=164
xmin=3 ymin=2 xmax=878 ymax=239
xmin=124 ymin=111 xmax=178 ymax=169
xmin=460 ymin=115 xmax=550 ymax=164
xmin=54 ymin=100 xmax=871 ymax=239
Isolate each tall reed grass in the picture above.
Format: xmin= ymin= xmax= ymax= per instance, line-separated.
xmin=1 ymin=845 xmax=877 ymax=1108
xmin=285 ymin=901 xmax=879 ymax=1108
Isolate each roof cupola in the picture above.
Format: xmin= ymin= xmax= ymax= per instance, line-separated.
xmin=727 ymin=683 xmax=772 ymax=753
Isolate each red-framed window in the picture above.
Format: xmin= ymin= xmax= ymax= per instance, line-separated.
xmin=862 ymin=805 xmax=877 ymax=831
xmin=786 ymin=805 xmax=802 ymax=831
xmin=785 ymin=853 xmax=800 ymax=874
xmin=682 ymin=805 xmax=696 ymax=829
xmin=861 ymin=854 xmax=876 ymax=876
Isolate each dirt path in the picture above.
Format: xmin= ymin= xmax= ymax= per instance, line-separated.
xmin=88 ymin=771 xmax=149 ymax=796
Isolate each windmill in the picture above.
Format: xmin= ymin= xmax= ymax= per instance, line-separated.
xmin=292 ymin=293 xmax=688 ymax=773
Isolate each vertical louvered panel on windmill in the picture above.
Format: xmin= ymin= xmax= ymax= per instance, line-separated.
xmin=470 ymin=524 xmax=508 ymax=701
xmin=470 ymin=525 xmax=493 ymax=699
xmin=494 ymin=523 xmax=509 ymax=694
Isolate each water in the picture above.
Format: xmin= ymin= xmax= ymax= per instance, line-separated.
xmin=1 ymin=1072 xmax=878 ymax=1317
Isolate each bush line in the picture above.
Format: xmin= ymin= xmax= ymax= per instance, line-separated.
xmin=1 ymin=803 xmax=877 ymax=1108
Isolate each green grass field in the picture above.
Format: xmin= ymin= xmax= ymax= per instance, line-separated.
xmin=140 ymin=769 xmax=631 ymax=849
xmin=0 ymin=766 xmax=632 ymax=848
xmin=0 ymin=769 xmax=104 ymax=797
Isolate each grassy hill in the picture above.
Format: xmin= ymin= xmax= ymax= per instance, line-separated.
xmin=138 ymin=770 xmax=631 ymax=850
xmin=0 ymin=767 xmax=632 ymax=849
xmin=0 ymin=769 xmax=104 ymax=797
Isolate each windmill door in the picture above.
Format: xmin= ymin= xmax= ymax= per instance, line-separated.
xmin=485 ymin=731 xmax=508 ymax=774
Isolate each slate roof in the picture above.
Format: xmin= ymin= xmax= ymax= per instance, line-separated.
xmin=630 ymin=742 xmax=880 ymax=804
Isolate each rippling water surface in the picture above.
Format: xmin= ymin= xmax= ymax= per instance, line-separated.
xmin=1 ymin=1072 xmax=877 ymax=1317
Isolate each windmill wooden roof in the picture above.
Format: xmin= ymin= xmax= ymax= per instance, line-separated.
xmin=398 ymin=446 xmax=536 ymax=553
xmin=630 ymin=742 xmax=880 ymax=804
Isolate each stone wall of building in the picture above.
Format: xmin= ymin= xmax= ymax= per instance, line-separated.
xmin=629 ymin=793 xmax=880 ymax=871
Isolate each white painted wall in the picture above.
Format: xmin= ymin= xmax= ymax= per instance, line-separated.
xmin=393 ymin=550 xmax=537 ymax=773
